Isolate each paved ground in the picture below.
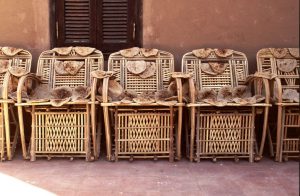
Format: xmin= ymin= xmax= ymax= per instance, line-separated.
xmin=0 ymin=156 xmax=298 ymax=196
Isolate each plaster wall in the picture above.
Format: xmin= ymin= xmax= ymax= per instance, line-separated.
xmin=0 ymin=0 xmax=50 ymax=71
xmin=143 ymin=0 xmax=299 ymax=72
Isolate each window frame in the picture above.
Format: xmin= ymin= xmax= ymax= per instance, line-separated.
xmin=50 ymin=0 xmax=143 ymax=58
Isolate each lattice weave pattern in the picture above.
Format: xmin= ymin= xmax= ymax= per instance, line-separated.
xmin=37 ymin=49 xmax=103 ymax=88
xmin=196 ymin=113 xmax=253 ymax=156
xmin=0 ymin=49 xmax=32 ymax=85
xmin=34 ymin=112 xmax=86 ymax=154
xmin=116 ymin=112 xmax=171 ymax=155
xmin=182 ymin=50 xmax=248 ymax=90
xmin=108 ymin=49 xmax=174 ymax=94
xmin=282 ymin=113 xmax=300 ymax=155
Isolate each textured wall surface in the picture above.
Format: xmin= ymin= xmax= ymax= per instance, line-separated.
xmin=143 ymin=0 xmax=299 ymax=72
xmin=0 ymin=0 xmax=298 ymax=72
xmin=0 ymin=0 xmax=50 ymax=71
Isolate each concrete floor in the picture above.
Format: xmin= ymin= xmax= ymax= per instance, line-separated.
xmin=0 ymin=156 xmax=298 ymax=196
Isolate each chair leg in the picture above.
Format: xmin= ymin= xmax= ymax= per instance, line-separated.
xmin=30 ymin=106 xmax=36 ymax=161
xmin=185 ymin=109 xmax=190 ymax=158
xmin=10 ymin=106 xmax=19 ymax=159
xmin=176 ymin=106 xmax=183 ymax=160
xmin=91 ymin=102 xmax=97 ymax=159
xmin=258 ymin=106 xmax=270 ymax=160
xmin=103 ymin=106 xmax=112 ymax=161
xmin=85 ymin=105 xmax=91 ymax=161
xmin=169 ymin=107 xmax=174 ymax=162
xmin=275 ymin=106 xmax=283 ymax=162
xmin=249 ymin=107 xmax=255 ymax=163
xmin=96 ymin=108 xmax=102 ymax=160
xmin=17 ymin=106 xmax=28 ymax=159
xmin=189 ymin=107 xmax=196 ymax=162
xmin=279 ymin=108 xmax=286 ymax=162
xmin=3 ymin=102 xmax=11 ymax=160
xmin=267 ymin=126 xmax=275 ymax=157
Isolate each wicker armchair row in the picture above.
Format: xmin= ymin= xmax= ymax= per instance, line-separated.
xmin=0 ymin=46 xmax=298 ymax=162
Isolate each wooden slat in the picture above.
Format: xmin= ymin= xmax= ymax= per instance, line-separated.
xmin=64 ymin=0 xmax=90 ymax=43
xmin=102 ymin=0 xmax=128 ymax=44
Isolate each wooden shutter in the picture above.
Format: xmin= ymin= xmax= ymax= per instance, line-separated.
xmin=54 ymin=0 xmax=141 ymax=55
xmin=55 ymin=0 xmax=97 ymax=47
xmin=97 ymin=0 xmax=139 ymax=54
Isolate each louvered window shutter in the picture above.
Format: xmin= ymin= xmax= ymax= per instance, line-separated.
xmin=98 ymin=0 xmax=138 ymax=54
xmin=54 ymin=0 xmax=140 ymax=54
xmin=55 ymin=0 xmax=97 ymax=47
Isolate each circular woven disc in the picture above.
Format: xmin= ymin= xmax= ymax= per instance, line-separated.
xmin=120 ymin=47 xmax=140 ymax=58
xmin=133 ymin=97 xmax=155 ymax=104
xmin=91 ymin=70 xmax=114 ymax=79
xmin=214 ymin=49 xmax=234 ymax=58
xmin=197 ymin=89 xmax=217 ymax=102
xmin=277 ymin=59 xmax=297 ymax=72
xmin=126 ymin=60 xmax=147 ymax=74
xmin=64 ymin=61 xmax=84 ymax=75
xmin=50 ymin=97 xmax=71 ymax=107
xmin=8 ymin=67 xmax=29 ymax=77
xmin=282 ymin=89 xmax=299 ymax=102
xmin=52 ymin=47 xmax=73 ymax=56
xmin=269 ymin=48 xmax=288 ymax=58
xmin=2 ymin=47 xmax=23 ymax=56
xmin=200 ymin=63 xmax=217 ymax=75
xmin=139 ymin=62 xmax=156 ymax=78
xmin=108 ymin=79 xmax=123 ymax=100
xmin=192 ymin=48 xmax=213 ymax=58
xmin=54 ymin=61 xmax=68 ymax=75
xmin=203 ymin=98 xmax=227 ymax=107
xmin=217 ymin=86 xmax=233 ymax=101
xmin=155 ymin=90 xmax=173 ymax=101
xmin=72 ymin=86 xmax=90 ymax=101
xmin=232 ymin=85 xmax=251 ymax=98
xmin=141 ymin=48 xmax=158 ymax=57
xmin=288 ymin=48 xmax=299 ymax=58
xmin=29 ymin=84 xmax=51 ymax=102
xmin=209 ymin=62 xmax=229 ymax=74
xmin=74 ymin=47 xmax=95 ymax=56
xmin=51 ymin=86 xmax=73 ymax=99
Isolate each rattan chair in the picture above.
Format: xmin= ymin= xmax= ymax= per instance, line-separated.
xmin=257 ymin=48 xmax=299 ymax=162
xmin=183 ymin=49 xmax=271 ymax=162
xmin=92 ymin=48 xmax=185 ymax=161
xmin=16 ymin=47 xmax=103 ymax=161
xmin=0 ymin=47 xmax=31 ymax=161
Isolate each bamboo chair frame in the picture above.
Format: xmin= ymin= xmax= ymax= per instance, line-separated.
xmin=16 ymin=47 xmax=103 ymax=161
xmin=183 ymin=49 xmax=270 ymax=162
xmin=257 ymin=48 xmax=299 ymax=162
xmin=92 ymin=48 xmax=184 ymax=161
xmin=0 ymin=47 xmax=31 ymax=161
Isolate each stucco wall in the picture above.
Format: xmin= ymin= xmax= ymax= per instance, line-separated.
xmin=0 ymin=0 xmax=298 ymax=72
xmin=0 ymin=0 xmax=50 ymax=71
xmin=143 ymin=0 xmax=299 ymax=72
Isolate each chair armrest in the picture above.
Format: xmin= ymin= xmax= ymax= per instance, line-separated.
xmin=16 ymin=73 xmax=42 ymax=103
xmin=91 ymin=71 xmax=115 ymax=103
xmin=272 ymin=77 xmax=283 ymax=103
xmin=245 ymin=72 xmax=271 ymax=105
xmin=171 ymin=72 xmax=193 ymax=103
xmin=2 ymin=72 xmax=13 ymax=100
